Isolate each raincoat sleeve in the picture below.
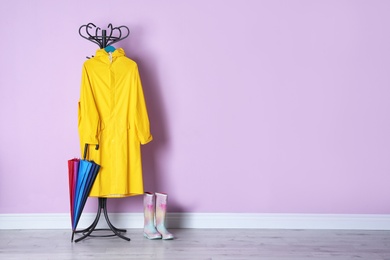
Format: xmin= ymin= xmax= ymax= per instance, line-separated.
xmin=133 ymin=64 xmax=153 ymax=145
xmin=78 ymin=64 xmax=100 ymax=145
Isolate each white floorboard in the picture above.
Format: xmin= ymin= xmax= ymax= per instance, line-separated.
xmin=1 ymin=213 xmax=390 ymax=230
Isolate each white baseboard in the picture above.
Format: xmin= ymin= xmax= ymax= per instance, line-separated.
xmin=0 ymin=213 xmax=389 ymax=230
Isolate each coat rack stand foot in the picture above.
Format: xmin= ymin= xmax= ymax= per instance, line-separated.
xmin=72 ymin=198 xmax=131 ymax=243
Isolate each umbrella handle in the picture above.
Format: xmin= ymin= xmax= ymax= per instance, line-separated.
xmin=83 ymin=144 xmax=99 ymax=160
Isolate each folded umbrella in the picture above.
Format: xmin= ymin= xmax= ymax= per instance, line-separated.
xmin=68 ymin=144 xmax=101 ymax=241
xmin=73 ymin=159 xmax=100 ymax=231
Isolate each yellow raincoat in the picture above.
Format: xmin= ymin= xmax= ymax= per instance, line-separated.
xmin=78 ymin=48 xmax=152 ymax=198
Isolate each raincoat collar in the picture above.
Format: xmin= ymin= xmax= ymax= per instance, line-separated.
xmin=95 ymin=48 xmax=126 ymax=63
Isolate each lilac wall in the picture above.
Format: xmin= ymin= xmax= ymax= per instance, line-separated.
xmin=1 ymin=0 xmax=390 ymax=214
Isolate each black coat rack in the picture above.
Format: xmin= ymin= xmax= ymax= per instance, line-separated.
xmin=79 ymin=23 xmax=130 ymax=49
xmin=74 ymin=23 xmax=131 ymax=243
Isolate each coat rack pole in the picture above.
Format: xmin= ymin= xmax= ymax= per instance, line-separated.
xmin=102 ymin=30 xmax=107 ymax=48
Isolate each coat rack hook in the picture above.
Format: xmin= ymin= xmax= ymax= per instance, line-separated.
xmin=79 ymin=22 xmax=130 ymax=49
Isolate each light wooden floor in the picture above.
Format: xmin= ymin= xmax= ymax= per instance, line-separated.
xmin=1 ymin=229 xmax=390 ymax=259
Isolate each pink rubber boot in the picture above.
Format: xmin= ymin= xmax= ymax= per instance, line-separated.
xmin=143 ymin=192 xmax=162 ymax=239
xmin=155 ymin=192 xmax=174 ymax=240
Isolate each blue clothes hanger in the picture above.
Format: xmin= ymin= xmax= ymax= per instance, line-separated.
xmin=104 ymin=45 xmax=116 ymax=52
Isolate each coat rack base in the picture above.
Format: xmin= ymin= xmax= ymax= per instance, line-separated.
xmin=72 ymin=197 xmax=130 ymax=243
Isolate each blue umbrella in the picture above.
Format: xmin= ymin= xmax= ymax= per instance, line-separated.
xmin=69 ymin=144 xmax=101 ymax=241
